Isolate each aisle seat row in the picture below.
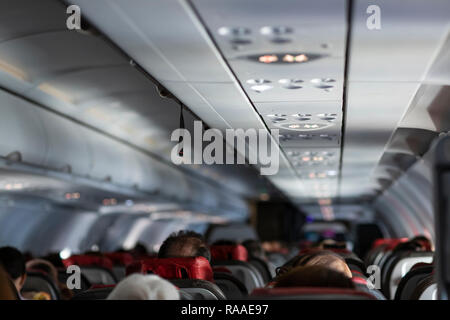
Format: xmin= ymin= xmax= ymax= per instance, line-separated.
xmin=365 ymin=238 xmax=436 ymax=300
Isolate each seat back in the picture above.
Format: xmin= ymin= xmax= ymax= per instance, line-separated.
xmin=394 ymin=265 xmax=433 ymax=300
xmin=170 ymin=279 xmax=226 ymax=300
xmin=210 ymin=245 xmax=265 ymax=292
xmin=213 ymin=271 xmax=248 ymax=299
xmin=58 ymin=269 xmax=91 ymax=294
xmin=250 ymin=287 xmax=376 ymax=300
xmin=63 ymin=255 xmax=117 ymax=285
xmin=410 ymin=274 xmax=437 ymax=300
xmin=104 ymin=252 xmax=134 ymax=281
xmin=212 ymin=260 xmax=264 ymax=293
xmin=385 ymin=252 xmax=433 ymax=299
xmin=248 ymin=257 xmax=273 ymax=283
xmin=22 ymin=271 xmax=60 ymax=300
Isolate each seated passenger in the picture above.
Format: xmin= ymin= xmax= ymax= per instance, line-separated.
xmin=0 ymin=247 xmax=27 ymax=297
xmin=158 ymin=230 xmax=211 ymax=262
xmin=274 ymin=265 xmax=355 ymax=289
xmin=107 ymin=274 xmax=179 ymax=300
xmin=275 ymin=250 xmax=352 ymax=279
xmin=393 ymin=235 xmax=433 ymax=253
xmin=26 ymin=259 xmax=73 ymax=300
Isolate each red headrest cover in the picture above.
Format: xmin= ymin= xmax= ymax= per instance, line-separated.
xmin=63 ymin=255 xmax=113 ymax=270
xmin=103 ymin=252 xmax=134 ymax=266
xmin=126 ymin=257 xmax=213 ymax=282
xmin=372 ymin=238 xmax=408 ymax=250
xmin=210 ymin=245 xmax=248 ymax=261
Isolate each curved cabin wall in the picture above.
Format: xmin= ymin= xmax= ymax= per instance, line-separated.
xmin=374 ymin=143 xmax=436 ymax=241
xmin=0 ymin=89 xmax=249 ymax=217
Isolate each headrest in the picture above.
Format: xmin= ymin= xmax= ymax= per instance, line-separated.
xmin=372 ymin=238 xmax=408 ymax=250
xmin=251 ymin=287 xmax=375 ymax=299
xmin=210 ymin=245 xmax=248 ymax=261
xmin=126 ymin=257 xmax=213 ymax=282
xmin=63 ymin=255 xmax=113 ymax=270
xmin=103 ymin=252 xmax=134 ymax=266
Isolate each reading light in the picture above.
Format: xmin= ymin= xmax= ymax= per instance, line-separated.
xmin=246 ymin=53 xmax=320 ymax=64
xmin=259 ymin=55 xmax=278 ymax=63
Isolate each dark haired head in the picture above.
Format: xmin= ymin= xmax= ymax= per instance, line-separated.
xmin=0 ymin=247 xmax=26 ymax=280
xmin=158 ymin=230 xmax=211 ymax=262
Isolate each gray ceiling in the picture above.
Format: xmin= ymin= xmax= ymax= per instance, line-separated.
xmin=0 ymin=0 xmax=449 ymax=215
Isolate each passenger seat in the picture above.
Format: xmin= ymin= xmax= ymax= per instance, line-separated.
xmin=210 ymin=244 xmax=265 ymax=293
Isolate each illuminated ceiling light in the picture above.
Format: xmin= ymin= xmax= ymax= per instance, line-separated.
xmin=102 ymin=198 xmax=117 ymax=206
xmin=247 ymin=52 xmax=318 ymax=64
xmin=304 ymin=124 xmax=319 ymax=129
xmin=327 ymin=170 xmax=338 ymax=176
xmin=288 ymin=124 xmax=301 ymax=129
xmin=5 ymin=184 xmax=12 ymax=190
xmin=282 ymin=54 xmax=295 ymax=62
xmin=294 ymin=54 xmax=308 ymax=62
xmin=258 ymin=54 xmax=278 ymax=64
xmin=302 ymin=156 xmax=311 ymax=162
xmin=59 ymin=248 xmax=71 ymax=260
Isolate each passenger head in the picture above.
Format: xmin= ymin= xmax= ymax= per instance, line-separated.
xmin=158 ymin=230 xmax=211 ymax=262
xmin=107 ymin=274 xmax=179 ymax=300
xmin=275 ymin=249 xmax=352 ymax=278
xmin=296 ymin=250 xmax=353 ymax=278
xmin=274 ymin=265 xmax=355 ymax=289
xmin=242 ymin=239 xmax=266 ymax=260
xmin=0 ymin=246 xmax=27 ymax=292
